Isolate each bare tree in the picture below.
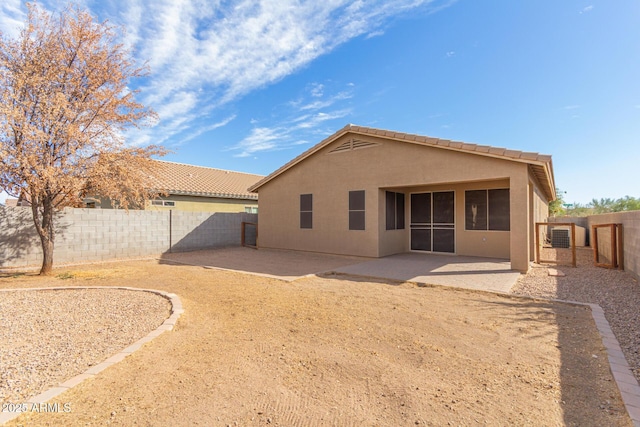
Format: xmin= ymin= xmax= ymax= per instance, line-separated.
xmin=0 ymin=4 xmax=166 ymax=275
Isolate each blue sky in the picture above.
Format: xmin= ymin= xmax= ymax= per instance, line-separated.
xmin=1 ymin=0 xmax=638 ymax=205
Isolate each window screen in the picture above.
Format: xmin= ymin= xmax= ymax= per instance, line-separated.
xmin=465 ymin=189 xmax=510 ymax=231
xmin=386 ymin=191 xmax=405 ymax=230
xmin=300 ymin=194 xmax=312 ymax=229
xmin=349 ymin=190 xmax=365 ymax=230
xmin=488 ymin=189 xmax=510 ymax=231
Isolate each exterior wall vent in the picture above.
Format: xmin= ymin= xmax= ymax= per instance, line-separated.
xmin=329 ymin=138 xmax=379 ymax=154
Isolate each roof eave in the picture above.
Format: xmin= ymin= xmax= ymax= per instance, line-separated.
xmin=154 ymin=189 xmax=258 ymax=201
xmin=249 ymin=124 xmax=556 ymax=200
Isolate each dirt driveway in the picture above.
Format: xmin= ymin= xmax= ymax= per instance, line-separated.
xmin=1 ymin=259 xmax=631 ymax=426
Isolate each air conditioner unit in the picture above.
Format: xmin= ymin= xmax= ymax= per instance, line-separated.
xmin=551 ymin=225 xmax=586 ymax=248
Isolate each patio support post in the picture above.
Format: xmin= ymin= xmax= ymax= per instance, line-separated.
xmin=509 ymin=173 xmax=530 ymax=272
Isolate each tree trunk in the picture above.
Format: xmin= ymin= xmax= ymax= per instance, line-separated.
xmin=31 ymin=199 xmax=55 ymax=275
xmin=39 ymin=235 xmax=54 ymax=275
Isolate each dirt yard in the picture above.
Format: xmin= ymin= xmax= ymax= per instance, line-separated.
xmin=0 ymin=259 xmax=632 ymax=426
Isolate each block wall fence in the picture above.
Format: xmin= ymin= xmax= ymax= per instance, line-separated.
xmin=0 ymin=206 xmax=257 ymax=269
xmin=552 ymin=211 xmax=640 ymax=280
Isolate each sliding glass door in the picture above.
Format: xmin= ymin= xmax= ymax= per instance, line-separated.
xmin=410 ymin=191 xmax=455 ymax=253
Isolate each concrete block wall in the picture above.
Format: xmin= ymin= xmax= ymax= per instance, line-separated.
xmin=0 ymin=206 xmax=43 ymax=267
xmin=0 ymin=206 xmax=258 ymax=269
xmin=169 ymin=211 xmax=257 ymax=252
xmin=588 ymin=211 xmax=640 ymax=281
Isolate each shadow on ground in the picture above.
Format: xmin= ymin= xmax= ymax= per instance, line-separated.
xmin=478 ymin=294 xmax=630 ymax=425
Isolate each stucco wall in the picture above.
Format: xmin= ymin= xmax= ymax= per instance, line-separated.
xmin=146 ymin=195 xmax=258 ymax=213
xmin=0 ymin=206 xmax=257 ymax=269
xmin=587 ymin=211 xmax=640 ymax=280
xmin=256 ymin=133 xmax=533 ymax=270
xmin=529 ymin=175 xmax=551 ymax=259
xmin=94 ymin=195 xmax=258 ymax=213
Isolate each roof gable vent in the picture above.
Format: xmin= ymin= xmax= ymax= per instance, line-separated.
xmin=328 ymin=138 xmax=379 ymax=154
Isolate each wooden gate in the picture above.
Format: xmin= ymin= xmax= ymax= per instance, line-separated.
xmin=592 ymin=223 xmax=623 ymax=269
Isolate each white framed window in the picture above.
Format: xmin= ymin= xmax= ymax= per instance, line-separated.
xmin=151 ymin=200 xmax=175 ymax=207
xmin=245 ymin=206 xmax=258 ymax=214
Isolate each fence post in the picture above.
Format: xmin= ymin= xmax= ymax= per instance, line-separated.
xmin=571 ymin=223 xmax=576 ymax=267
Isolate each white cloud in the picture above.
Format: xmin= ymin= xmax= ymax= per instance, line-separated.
xmin=120 ymin=0 xmax=454 ymax=146
xmin=310 ymin=83 xmax=324 ymax=98
xmin=228 ymin=79 xmax=355 ymax=157
xmin=0 ymin=0 xmax=26 ymax=38
xmin=563 ymin=105 xmax=581 ymax=110
xmin=231 ymin=105 xmax=352 ymax=157
xmin=446 ymin=51 xmax=455 ymax=57
xmin=0 ymin=0 xmax=457 ymax=148
xmin=177 ymin=115 xmax=237 ymax=146
xmin=580 ymin=5 xmax=594 ymax=14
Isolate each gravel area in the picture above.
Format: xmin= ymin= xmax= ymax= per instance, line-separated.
xmin=512 ymin=247 xmax=640 ymax=382
xmin=0 ymin=288 xmax=171 ymax=405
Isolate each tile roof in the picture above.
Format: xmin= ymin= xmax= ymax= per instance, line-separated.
xmin=249 ymin=124 xmax=556 ymax=201
xmin=148 ymin=160 xmax=263 ymax=200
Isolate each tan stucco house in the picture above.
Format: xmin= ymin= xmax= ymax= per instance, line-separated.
xmin=90 ymin=160 xmax=263 ymax=213
xmin=248 ymin=124 xmax=555 ymax=272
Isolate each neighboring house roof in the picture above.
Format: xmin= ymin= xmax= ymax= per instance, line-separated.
xmin=4 ymin=198 xmax=19 ymax=207
xmin=148 ymin=160 xmax=263 ymax=200
xmin=248 ymin=124 xmax=556 ymax=201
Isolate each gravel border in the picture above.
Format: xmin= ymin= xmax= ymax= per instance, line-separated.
xmin=0 ymin=287 xmax=182 ymax=426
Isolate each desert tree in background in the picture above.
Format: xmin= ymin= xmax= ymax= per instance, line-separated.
xmin=0 ymin=4 xmax=166 ymax=275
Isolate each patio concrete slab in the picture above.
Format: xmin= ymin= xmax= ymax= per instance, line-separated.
xmin=160 ymin=247 xmax=369 ymax=281
xmin=331 ymin=252 xmax=521 ymax=293
xmin=160 ymin=247 xmax=520 ymax=292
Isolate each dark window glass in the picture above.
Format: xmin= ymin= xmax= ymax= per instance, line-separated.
xmin=385 ymin=191 xmax=396 ymax=230
xmin=300 ymin=212 xmax=312 ymax=229
xmin=396 ymin=193 xmax=405 ymax=229
xmin=300 ymin=194 xmax=312 ymax=212
xmin=465 ymin=189 xmax=510 ymax=231
xmin=411 ymin=228 xmax=432 ymax=251
xmin=411 ymin=193 xmax=431 ymax=224
xmin=386 ymin=191 xmax=406 ymax=230
xmin=349 ymin=211 xmax=365 ymax=230
xmin=433 ymin=229 xmax=455 ymax=253
xmin=300 ymin=194 xmax=312 ymax=229
xmin=465 ymin=190 xmax=487 ymax=230
xmin=349 ymin=190 xmax=365 ymax=230
xmin=349 ymin=190 xmax=365 ymax=211
xmin=488 ymin=189 xmax=510 ymax=231
xmin=433 ymin=191 xmax=454 ymax=224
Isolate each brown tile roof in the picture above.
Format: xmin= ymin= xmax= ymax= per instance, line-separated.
xmin=249 ymin=124 xmax=556 ymax=201
xmin=148 ymin=160 xmax=263 ymax=200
